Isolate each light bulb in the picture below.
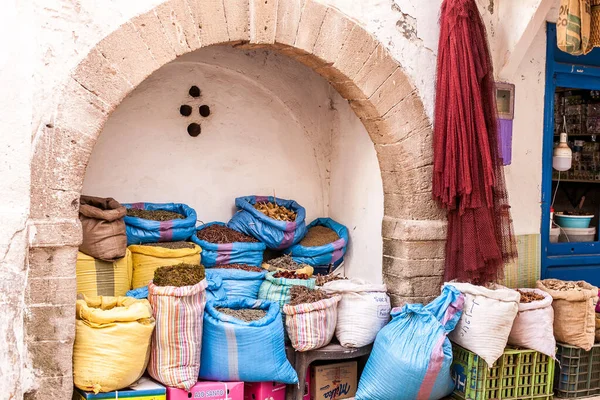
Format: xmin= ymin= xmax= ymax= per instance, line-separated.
xmin=553 ymin=132 xmax=572 ymax=171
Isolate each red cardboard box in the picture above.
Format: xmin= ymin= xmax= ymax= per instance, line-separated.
xmin=244 ymin=382 xmax=286 ymax=400
xmin=167 ymin=381 xmax=244 ymax=400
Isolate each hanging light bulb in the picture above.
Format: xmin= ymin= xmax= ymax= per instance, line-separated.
xmin=553 ymin=131 xmax=572 ymax=171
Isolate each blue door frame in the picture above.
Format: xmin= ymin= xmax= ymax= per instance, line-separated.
xmin=541 ymin=24 xmax=600 ymax=285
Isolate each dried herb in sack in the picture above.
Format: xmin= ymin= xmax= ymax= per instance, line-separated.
xmin=153 ymin=263 xmax=205 ymax=287
xmin=216 ymin=307 xmax=267 ymax=322
xmin=214 ymin=264 xmax=264 ymax=273
xmin=289 ymin=286 xmax=330 ymax=306
xmin=127 ymin=209 xmax=184 ymax=221
xmin=144 ymin=241 xmax=195 ymax=249
xmin=267 ymin=254 xmax=308 ymax=271
xmin=517 ymin=289 xmax=545 ymax=304
xmin=254 ymin=201 xmax=297 ymax=222
xmin=197 ymin=224 xmax=259 ymax=244
xmin=315 ymin=274 xmax=346 ymax=286
xmin=274 ymin=270 xmax=310 ymax=280
xmin=299 ymin=226 xmax=339 ymax=247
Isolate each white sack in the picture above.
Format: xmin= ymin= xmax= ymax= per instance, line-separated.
xmin=446 ymin=282 xmax=519 ymax=366
xmin=508 ymin=288 xmax=555 ymax=358
xmin=322 ymin=279 xmax=390 ymax=348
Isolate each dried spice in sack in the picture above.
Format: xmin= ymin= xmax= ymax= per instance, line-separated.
xmin=197 ymin=224 xmax=259 ymax=244
xmin=315 ymin=274 xmax=346 ymax=286
xmin=153 ymin=263 xmax=205 ymax=287
xmin=253 ymin=201 xmax=297 ymax=222
xmin=144 ymin=241 xmax=195 ymax=249
xmin=517 ymin=290 xmax=546 ymax=304
xmin=216 ymin=307 xmax=267 ymax=322
xmin=273 ymin=270 xmax=310 ymax=280
xmin=267 ymin=254 xmax=308 ymax=271
xmin=299 ymin=226 xmax=339 ymax=247
xmin=214 ymin=264 xmax=263 ymax=273
xmin=289 ymin=286 xmax=331 ymax=306
xmin=543 ymin=279 xmax=586 ymax=292
xmin=127 ymin=209 xmax=184 ymax=221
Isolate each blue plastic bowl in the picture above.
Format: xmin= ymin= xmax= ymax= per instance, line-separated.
xmin=554 ymin=214 xmax=593 ymax=228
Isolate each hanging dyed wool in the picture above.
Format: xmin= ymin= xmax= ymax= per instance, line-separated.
xmin=433 ymin=0 xmax=517 ymax=284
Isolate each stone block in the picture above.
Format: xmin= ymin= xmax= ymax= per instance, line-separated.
xmin=375 ymin=127 xmax=434 ymax=172
xmin=29 ymin=187 xmax=81 ymax=221
xmin=131 ymin=11 xmax=178 ymax=66
xmin=28 ymin=246 xmax=78 ymax=278
xmin=154 ymin=0 xmax=196 ymax=56
xmin=25 ymin=304 xmax=76 ymax=342
xmin=295 ymin=54 xmax=327 ymax=69
xmin=187 ymin=0 xmax=229 ymax=46
xmin=384 ymin=192 xmax=445 ymax=220
xmin=96 ymin=22 xmax=160 ymax=88
xmin=315 ymin=64 xmax=347 ymax=83
xmin=294 ymin=1 xmax=327 ymax=53
xmin=27 ymin=217 xmax=81 ymax=247
xmin=381 ymin=273 xmax=413 ymax=296
xmin=354 ymin=45 xmax=398 ymax=98
xmin=412 ymin=276 xmax=444 ymax=297
xmin=388 ymin=294 xmax=435 ymax=308
xmin=381 ymin=217 xmax=447 ymax=242
xmin=329 ymin=80 xmax=367 ymax=101
xmin=224 ymin=0 xmax=250 ymax=41
xmin=382 ymin=239 xmax=445 ymax=260
xmin=349 ymin=99 xmax=379 ymax=120
xmin=313 ymin=8 xmax=353 ymax=65
xmin=27 ymin=340 xmax=74 ymax=379
xmin=381 ymin=166 xmax=432 ymax=195
xmin=26 ymin=277 xmax=77 ymax=307
xmin=369 ymin=68 xmax=413 ymax=116
xmin=250 ymin=0 xmax=278 ymax=44
xmin=382 ymin=256 xmax=445 ymax=279
xmin=24 ymin=376 xmax=73 ymax=400
xmin=275 ymin=0 xmax=305 ymax=46
xmin=333 ymin=25 xmax=377 ymax=81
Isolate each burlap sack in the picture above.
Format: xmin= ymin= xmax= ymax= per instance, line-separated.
xmin=79 ymin=196 xmax=127 ymax=261
xmin=537 ymin=279 xmax=599 ymax=350
xmin=558 ymin=0 xmax=592 ymax=55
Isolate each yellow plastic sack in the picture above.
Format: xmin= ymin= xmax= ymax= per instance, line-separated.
xmin=76 ymin=250 xmax=132 ymax=297
xmin=73 ymin=295 xmax=155 ymax=393
xmin=129 ymin=244 xmax=201 ymax=289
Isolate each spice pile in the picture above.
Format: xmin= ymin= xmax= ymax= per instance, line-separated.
xmin=197 ymin=224 xmax=258 ymax=244
xmin=316 ymin=274 xmax=346 ymax=286
xmin=216 ymin=307 xmax=267 ymax=322
xmin=274 ymin=270 xmax=310 ymax=279
xmin=517 ymin=290 xmax=546 ymax=303
xmin=153 ymin=263 xmax=205 ymax=287
xmin=300 ymin=226 xmax=339 ymax=247
xmin=127 ymin=209 xmax=184 ymax=221
xmin=543 ymin=279 xmax=586 ymax=291
xmin=289 ymin=286 xmax=330 ymax=306
xmin=266 ymin=254 xmax=309 ymax=271
xmin=144 ymin=241 xmax=195 ymax=249
xmin=254 ymin=201 xmax=296 ymax=222
xmin=215 ymin=264 xmax=263 ymax=273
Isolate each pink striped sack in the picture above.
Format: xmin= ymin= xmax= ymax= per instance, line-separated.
xmin=283 ymin=295 xmax=341 ymax=352
xmin=147 ymin=279 xmax=208 ymax=390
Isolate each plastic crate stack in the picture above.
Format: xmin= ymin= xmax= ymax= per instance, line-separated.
xmin=555 ymin=343 xmax=600 ymax=398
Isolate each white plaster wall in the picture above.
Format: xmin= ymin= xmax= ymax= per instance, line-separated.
xmin=83 ymin=46 xmax=384 ymax=281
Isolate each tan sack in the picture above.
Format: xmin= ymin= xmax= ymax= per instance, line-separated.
xmin=537 ymin=279 xmax=598 ymax=351
xmin=79 ymin=196 xmax=127 ymax=261
xmin=557 ymin=0 xmax=592 ymax=55
xmin=73 ymin=295 xmax=155 ymax=393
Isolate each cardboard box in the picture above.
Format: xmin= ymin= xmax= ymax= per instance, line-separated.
xmin=167 ymin=381 xmax=244 ymax=400
xmin=244 ymin=382 xmax=286 ymax=400
xmin=310 ymin=362 xmax=357 ymax=400
xmin=73 ymin=377 xmax=166 ymax=400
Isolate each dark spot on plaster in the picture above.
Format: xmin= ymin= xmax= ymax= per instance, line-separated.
xmin=199 ymin=105 xmax=211 ymax=117
xmin=180 ymin=105 xmax=192 ymax=116
xmin=189 ymin=86 xmax=201 ymax=97
xmin=46 ymin=123 xmax=53 ymax=128
xmin=187 ymin=123 xmax=201 ymax=137
xmin=392 ymin=4 xmax=418 ymax=41
xmin=141 ymin=23 xmax=146 ymax=27
xmin=488 ymin=0 xmax=494 ymax=14
xmin=71 ymin=199 xmax=79 ymax=209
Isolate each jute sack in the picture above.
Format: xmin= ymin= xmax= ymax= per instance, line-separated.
xmin=73 ymin=295 xmax=155 ymax=393
xmin=79 ymin=196 xmax=127 ymax=261
xmin=557 ymin=0 xmax=592 ymax=55
xmin=129 ymin=244 xmax=201 ymax=289
xmin=537 ymin=279 xmax=599 ymax=350
xmin=76 ymin=250 xmax=132 ymax=297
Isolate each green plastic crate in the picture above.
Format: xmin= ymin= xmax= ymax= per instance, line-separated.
xmin=554 ymin=343 xmax=600 ymax=398
xmin=450 ymin=343 xmax=554 ymax=400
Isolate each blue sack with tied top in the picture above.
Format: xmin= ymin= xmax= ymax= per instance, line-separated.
xmin=285 ymin=218 xmax=349 ymax=267
xmin=123 ymin=202 xmax=197 ymax=245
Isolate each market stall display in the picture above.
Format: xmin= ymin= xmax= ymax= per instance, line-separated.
xmin=258 ymin=271 xmax=316 ymax=318
xmin=129 ymin=243 xmax=201 ymax=289
xmin=76 ymin=250 xmax=131 ymax=297
xmin=124 ymin=202 xmax=197 ymax=245
xmin=228 ymin=196 xmax=307 ymax=249
xmin=285 ymin=218 xmax=348 ymax=267
xmin=79 ymin=196 xmax=127 ymax=261
xmin=356 ymin=285 xmax=464 ymax=400
xmin=192 ymin=222 xmax=266 ymax=267
xmin=73 ymin=295 xmax=155 ymax=393
xmin=205 ymin=265 xmax=267 ymax=299
xmin=262 ymin=254 xmax=314 ymax=276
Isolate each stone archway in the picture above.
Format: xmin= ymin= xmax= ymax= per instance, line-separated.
xmin=26 ymin=0 xmax=446 ymax=397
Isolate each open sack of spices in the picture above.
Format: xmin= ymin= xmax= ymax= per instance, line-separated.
xmin=73 ymin=295 xmax=155 ymax=394
xmin=537 ymin=278 xmax=599 ymax=350
xmin=200 ymin=298 xmax=298 ymax=384
xmin=283 ymin=286 xmax=341 ymax=351
xmin=129 ymin=241 xmax=201 ymax=289
xmin=227 ymin=196 xmax=307 ymax=249
xmin=205 ymin=264 xmax=267 ymax=300
xmin=285 ymin=218 xmax=349 ymax=267
xmin=258 ymin=270 xmax=316 ymax=319
xmin=262 ymin=254 xmax=314 ymax=277
xmin=79 ymin=195 xmax=128 ymax=261
xmin=124 ymin=202 xmax=197 ymax=245
xmin=147 ymin=264 xmax=207 ymax=391
xmin=192 ymin=222 xmax=266 ymax=267
xmin=508 ymin=288 xmax=556 ymax=358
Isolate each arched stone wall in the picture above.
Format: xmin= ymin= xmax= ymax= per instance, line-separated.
xmin=26 ymin=0 xmax=446 ymax=397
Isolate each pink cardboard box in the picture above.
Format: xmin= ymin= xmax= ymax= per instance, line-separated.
xmin=244 ymin=382 xmax=286 ymax=400
xmin=167 ymin=381 xmax=244 ymax=400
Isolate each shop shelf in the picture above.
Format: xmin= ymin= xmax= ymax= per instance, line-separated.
xmin=554 ymin=343 xmax=600 ymax=398
xmin=451 ymin=343 xmax=554 ymax=400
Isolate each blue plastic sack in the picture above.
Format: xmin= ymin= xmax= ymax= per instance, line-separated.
xmin=227 ymin=196 xmax=307 ymax=250
xmin=199 ymin=298 xmax=298 ymax=384
xmin=191 ymin=222 xmax=266 ymax=267
xmin=123 ymin=202 xmax=197 ymax=245
xmin=356 ymin=285 xmax=465 ymax=400
xmin=126 ymin=286 xmax=148 ymax=299
xmin=285 ymin=218 xmax=349 ymax=267
xmin=206 ymin=276 xmax=228 ymax=302
xmin=205 ymin=268 xmax=267 ymax=300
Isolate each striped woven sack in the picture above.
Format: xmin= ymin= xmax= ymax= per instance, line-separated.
xmin=283 ymin=295 xmax=341 ymax=352
xmin=258 ymin=272 xmax=316 ymax=320
xmin=147 ymin=279 xmax=208 ymax=391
